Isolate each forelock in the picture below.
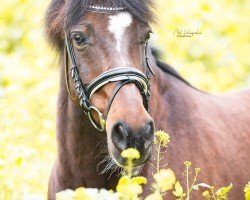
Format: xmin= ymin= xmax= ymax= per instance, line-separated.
xmin=45 ymin=0 xmax=155 ymax=51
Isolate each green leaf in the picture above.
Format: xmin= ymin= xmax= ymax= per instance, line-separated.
xmin=173 ymin=181 xmax=183 ymax=197
xmin=215 ymin=183 xmax=233 ymax=199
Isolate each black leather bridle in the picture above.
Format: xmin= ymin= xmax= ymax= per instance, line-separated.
xmin=64 ymin=7 xmax=155 ymax=131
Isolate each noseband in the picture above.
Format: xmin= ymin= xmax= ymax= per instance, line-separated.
xmin=64 ymin=7 xmax=155 ymax=131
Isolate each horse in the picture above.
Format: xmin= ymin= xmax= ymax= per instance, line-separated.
xmin=45 ymin=0 xmax=250 ymax=199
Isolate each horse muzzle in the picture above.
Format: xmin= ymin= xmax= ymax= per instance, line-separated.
xmin=110 ymin=120 xmax=154 ymax=167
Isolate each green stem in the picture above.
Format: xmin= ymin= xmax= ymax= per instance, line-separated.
xmin=210 ymin=188 xmax=217 ymax=200
xmin=156 ymin=141 xmax=162 ymax=174
xmin=186 ymin=166 xmax=190 ymax=200
xmin=125 ymin=157 xmax=133 ymax=179
xmin=128 ymin=158 xmax=132 ymax=178
xmin=189 ymin=171 xmax=198 ymax=193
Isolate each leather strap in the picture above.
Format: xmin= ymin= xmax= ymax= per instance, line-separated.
xmin=65 ymin=32 xmax=92 ymax=113
xmin=64 ymin=46 xmax=78 ymax=104
xmin=64 ymin=30 xmax=152 ymax=131
xmin=104 ymin=80 xmax=132 ymax=118
xmin=87 ymin=67 xmax=148 ymax=98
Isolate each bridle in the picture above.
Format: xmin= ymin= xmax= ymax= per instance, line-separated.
xmin=64 ymin=6 xmax=155 ymax=131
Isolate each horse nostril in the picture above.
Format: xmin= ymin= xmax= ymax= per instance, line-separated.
xmin=111 ymin=122 xmax=128 ymax=151
xmin=118 ymin=124 xmax=128 ymax=137
xmin=143 ymin=121 xmax=154 ymax=149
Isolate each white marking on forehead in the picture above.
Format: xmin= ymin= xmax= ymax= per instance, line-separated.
xmin=108 ymin=12 xmax=132 ymax=57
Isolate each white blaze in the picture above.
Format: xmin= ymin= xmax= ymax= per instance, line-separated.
xmin=108 ymin=12 xmax=132 ymax=65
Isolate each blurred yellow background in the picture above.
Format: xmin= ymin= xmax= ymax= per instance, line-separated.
xmin=0 ymin=0 xmax=249 ymax=199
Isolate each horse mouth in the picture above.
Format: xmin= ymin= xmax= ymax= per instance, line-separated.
xmin=111 ymin=148 xmax=152 ymax=168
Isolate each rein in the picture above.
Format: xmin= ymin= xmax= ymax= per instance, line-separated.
xmin=64 ymin=7 xmax=154 ymax=131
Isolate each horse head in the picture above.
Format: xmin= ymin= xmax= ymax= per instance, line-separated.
xmin=47 ymin=0 xmax=156 ymax=167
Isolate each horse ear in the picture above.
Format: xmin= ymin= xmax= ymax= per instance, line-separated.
xmin=45 ymin=0 xmax=66 ymax=51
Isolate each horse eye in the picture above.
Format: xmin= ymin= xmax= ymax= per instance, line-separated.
xmin=140 ymin=31 xmax=152 ymax=44
xmin=145 ymin=32 xmax=151 ymax=41
xmin=72 ymin=33 xmax=87 ymax=45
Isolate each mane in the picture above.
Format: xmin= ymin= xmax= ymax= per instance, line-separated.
xmin=45 ymin=0 xmax=155 ymax=51
xmin=151 ymin=48 xmax=193 ymax=87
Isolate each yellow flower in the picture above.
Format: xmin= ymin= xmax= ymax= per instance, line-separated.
xmin=153 ymin=168 xmax=176 ymax=192
xmin=121 ymin=148 xmax=140 ymax=160
xmin=116 ymin=176 xmax=147 ymax=200
xmin=74 ymin=187 xmax=87 ymax=199
xmin=202 ymin=190 xmax=210 ymax=199
xmin=56 ymin=187 xmax=119 ymax=200
xmin=145 ymin=192 xmax=163 ymax=200
xmin=130 ymin=177 xmax=148 ymax=185
xmin=195 ymin=168 xmax=201 ymax=173
xmin=56 ymin=189 xmax=74 ymax=200
xmin=154 ymin=130 xmax=170 ymax=147
xmin=244 ymin=182 xmax=250 ymax=200
xmin=184 ymin=161 xmax=191 ymax=167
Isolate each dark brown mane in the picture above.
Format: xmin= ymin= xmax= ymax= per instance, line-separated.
xmin=45 ymin=0 xmax=155 ymax=51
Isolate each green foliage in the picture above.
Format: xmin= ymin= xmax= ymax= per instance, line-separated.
xmin=215 ymin=184 xmax=233 ymax=199
xmin=201 ymin=184 xmax=233 ymax=200
xmin=0 ymin=0 xmax=249 ymax=199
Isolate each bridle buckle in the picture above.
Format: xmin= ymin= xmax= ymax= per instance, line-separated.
xmin=88 ymin=106 xmax=106 ymax=131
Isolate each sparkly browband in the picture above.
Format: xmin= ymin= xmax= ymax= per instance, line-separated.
xmin=88 ymin=5 xmax=125 ymax=11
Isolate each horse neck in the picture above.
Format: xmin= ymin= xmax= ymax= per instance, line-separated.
xmin=148 ymin=56 xmax=199 ymax=132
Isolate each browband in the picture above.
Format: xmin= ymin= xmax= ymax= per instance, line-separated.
xmin=88 ymin=6 xmax=125 ymax=11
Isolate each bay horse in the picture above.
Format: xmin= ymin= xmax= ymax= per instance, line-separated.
xmin=45 ymin=0 xmax=250 ymax=199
